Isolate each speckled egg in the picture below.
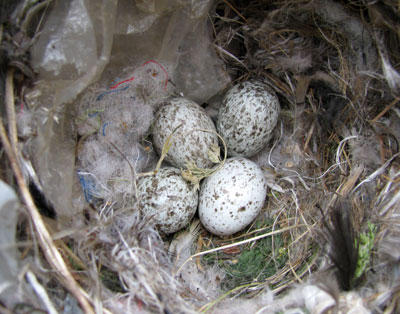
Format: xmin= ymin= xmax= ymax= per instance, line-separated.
xmin=152 ymin=97 xmax=218 ymax=169
xmin=198 ymin=157 xmax=267 ymax=236
xmin=137 ymin=167 xmax=198 ymax=234
xmin=217 ymin=80 xmax=280 ymax=157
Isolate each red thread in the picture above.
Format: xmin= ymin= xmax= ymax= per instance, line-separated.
xmin=141 ymin=60 xmax=169 ymax=90
xmin=136 ymin=298 xmax=143 ymax=311
xmin=109 ymin=60 xmax=169 ymax=90
xmin=110 ymin=76 xmax=135 ymax=89
xmin=18 ymin=103 xmax=25 ymax=117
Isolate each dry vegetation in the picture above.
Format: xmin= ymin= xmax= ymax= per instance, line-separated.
xmin=1 ymin=0 xmax=400 ymax=313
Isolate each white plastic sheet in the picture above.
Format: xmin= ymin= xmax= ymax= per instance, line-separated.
xmin=27 ymin=0 xmax=230 ymax=222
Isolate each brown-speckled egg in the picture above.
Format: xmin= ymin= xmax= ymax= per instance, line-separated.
xmin=198 ymin=157 xmax=267 ymax=236
xmin=137 ymin=167 xmax=198 ymax=234
xmin=217 ymin=80 xmax=280 ymax=157
xmin=152 ymin=97 xmax=218 ymax=169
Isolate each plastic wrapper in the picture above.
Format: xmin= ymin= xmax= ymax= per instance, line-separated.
xmin=26 ymin=0 xmax=230 ymax=222
xmin=0 ymin=181 xmax=37 ymax=309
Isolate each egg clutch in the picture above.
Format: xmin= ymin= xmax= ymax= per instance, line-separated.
xmin=139 ymin=80 xmax=280 ymax=237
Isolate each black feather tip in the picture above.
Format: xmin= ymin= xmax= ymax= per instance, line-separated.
xmin=320 ymin=199 xmax=359 ymax=291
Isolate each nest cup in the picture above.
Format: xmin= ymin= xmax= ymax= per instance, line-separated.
xmin=1 ymin=1 xmax=400 ymax=313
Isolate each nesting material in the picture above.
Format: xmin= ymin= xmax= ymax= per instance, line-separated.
xmin=169 ymin=220 xmax=225 ymax=305
xmin=2 ymin=0 xmax=400 ymax=313
xmin=75 ymin=61 xmax=172 ymax=203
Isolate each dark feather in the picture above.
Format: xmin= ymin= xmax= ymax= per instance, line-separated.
xmin=28 ymin=181 xmax=56 ymax=219
xmin=320 ymin=199 xmax=359 ymax=291
xmin=313 ymin=80 xmax=347 ymax=132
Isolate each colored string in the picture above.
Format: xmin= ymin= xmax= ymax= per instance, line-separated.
xmin=102 ymin=122 xmax=109 ymax=136
xmin=109 ymin=59 xmax=169 ymax=90
xmin=142 ymin=59 xmax=169 ymax=90
xmin=88 ymin=111 xmax=100 ymax=118
xmin=77 ymin=172 xmax=97 ymax=203
xmin=109 ymin=76 xmax=136 ymax=90
xmin=97 ymin=85 xmax=130 ymax=101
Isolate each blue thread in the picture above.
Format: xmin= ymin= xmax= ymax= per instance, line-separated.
xmin=88 ymin=111 xmax=99 ymax=118
xmin=96 ymin=85 xmax=130 ymax=101
xmin=77 ymin=172 xmax=97 ymax=203
xmin=102 ymin=122 xmax=109 ymax=136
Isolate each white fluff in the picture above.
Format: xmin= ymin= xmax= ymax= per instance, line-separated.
xmin=75 ymin=63 xmax=171 ymax=204
xmin=170 ymin=220 xmax=225 ymax=304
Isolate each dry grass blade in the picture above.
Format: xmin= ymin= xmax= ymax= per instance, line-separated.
xmin=215 ymin=45 xmax=250 ymax=71
xmin=352 ymin=153 xmax=400 ymax=193
xmin=222 ymin=0 xmax=248 ymax=23
xmin=176 ymin=225 xmax=302 ymax=276
xmin=5 ymin=68 xmax=18 ymax=154
xmin=181 ymin=128 xmax=228 ymax=189
xmin=370 ymin=97 xmax=400 ymax=124
xmin=138 ymin=124 xmax=183 ymax=177
xmin=338 ymin=166 xmax=364 ymax=197
xmin=25 ymin=271 xmax=58 ymax=314
xmin=336 ymin=135 xmax=357 ymax=173
xmin=199 ymin=282 xmax=260 ymax=313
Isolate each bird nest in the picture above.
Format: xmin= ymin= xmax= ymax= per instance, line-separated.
xmin=1 ymin=0 xmax=399 ymax=313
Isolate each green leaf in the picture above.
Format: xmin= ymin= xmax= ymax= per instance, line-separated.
xmin=354 ymin=222 xmax=377 ymax=280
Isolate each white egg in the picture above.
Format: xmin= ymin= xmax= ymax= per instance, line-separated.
xmin=217 ymin=80 xmax=280 ymax=157
xmin=198 ymin=157 xmax=267 ymax=236
xmin=137 ymin=167 xmax=198 ymax=234
xmin=152 ymin=97 xmax=218 ymax=169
